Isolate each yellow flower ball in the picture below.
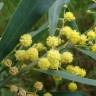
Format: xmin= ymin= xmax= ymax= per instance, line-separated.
xmin=47 ymin=49 xmax=61 ymax=62
xmin=53 ymin=76 xmax=62 ymax=81
xmin=91 ymin=44 xmax=96 ymax=53
xmin=60 ymin=26 xmax=73 ymax=39
xmin=15 ymin=50 xmax=26 ymax=61
xmin=18 ymin=88 xmax=26 ymax=96
xmin=26 ymin=47 xmax=38 ymax=61
xmin=69 ymin=30 xmax=80 ymax=44
xmin=33 ymin=43 xmax=46 ymax=51
xmin=20 ymin=34 xmax=32 ymax=47
xmin=66 ymin=65 xmax=75 ymax=74
xmin=2 ymin=58 xmax=12 ymax=68
xmin=38 ymin=58 xmax=51 ymax=70
xmin=49 ymin=60 xmax=60 ymax=70
xmin=73 ymin=66 xmax=82 ymax=76
xmin=9 ymin=66 xmax=19 ymax=76
xmin=34 ymin=81 xmax=43 ymax=91
xmin=47 ymin=49 xmax=61 ymax=70
xmin=79 ymin=34 xmax=87 ymax=45
xmin=68 ymin=82 xmax=77 ymax=92
xmin=46 ymin=36 xmax=61 ymax=48
xmin=87 ymin=30 xmax=96 ymax=40
xmin=44 ymin=92 xmax=52 ymax=96
xmin=79 ymin=68 xmax=86 ymax=77
xmin=10 ymin=85 xmax=18 ymax=93
xmin=64 ymin=12 xmax=75 ymax=21
xmin=61 ymin=51 xmax=73 ymax=64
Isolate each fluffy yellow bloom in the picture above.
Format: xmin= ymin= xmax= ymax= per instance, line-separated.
xmin=60 ymin=26 xmax=73 ymax=39
xmin=66 ymin=65 xmax=75 ymax=74
xmin=79 ymin=68 xmax=86 ymax=77
xmin=10 ymin=85 xmax=18 ymax=93
xmin=9 ymin=66 xmax=19 ymax=76
xmin=44 ymin=92 xmax=52 ymax=96
xmin=47 ymin=49 xmax=61 ymax=70
xmin=49 ymin=60 xmax=60 ymax=70
xmin=2 ymin=58 xmax=12 ymax=68
xmin=15 ymin=50 xmax=26 ymax=61
xmin=20 ymin=34 xmax=32 ymax=47
xmin=34 ymin=81 xmax=43 ymax=91
xmin=33 ymin=43 xmax=46 ymax=51
xmin=91 ymin=44 xmax=96 ymax=52
xmin=87 ymin=30 xmax=96 ymax=40
xmin=53 ymin=76 xmax=62 ymax=81
xmin=18 ymin=88 xmax=26 ymax=96
xmin=79 ymin=34 xmax=87 ymax=45
xmin=64 ymin=12 xmax=75 ymax=21
xmin=46 ymin=36 xmax=61 ymax=48
xmin=66 ymin=65 xmax=86 ymax=77
xmin=47 ymin=49 xmax=61 ymax=62
xmin=69 ymin=30 xmax=80 ymax=44
xmin=73 ymin=66 xmax=82 ymax=76
xmin=61 ymin=51 xmax=73 ymax=64
xmin=68 ymin=82 xmax=77 ymax=92
xmin=26 ymin=47 xmax=38 ymax=61
xmin=38 ymin=58 xmax=50 ymax=70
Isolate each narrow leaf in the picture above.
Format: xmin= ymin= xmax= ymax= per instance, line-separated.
xmin=34 ymin=69 xmax=96 ymax=86
xmin=77 ymin=48 xmax=96 ymax=61
xmin=49 ymin=0 xmax=70 ymax=35
xmin=0 ymin=0 xmax=55 ymax=61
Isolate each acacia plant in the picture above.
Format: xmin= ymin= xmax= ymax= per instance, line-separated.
xmin=0 ymin=0 xmax=96 ymax=96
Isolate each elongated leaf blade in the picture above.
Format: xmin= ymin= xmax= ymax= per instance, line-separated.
xmin=30 ymin=22 xmax=49 ymax=43
xmin=77 ymin=48 xmax=96 ymax=61
xmin=49 ymin=0 xmax=70 ymax=35
xmin=34 ymin=69 xmax=96 ymax=86
xmin=0 ymin=0 xmax=55 ymax=61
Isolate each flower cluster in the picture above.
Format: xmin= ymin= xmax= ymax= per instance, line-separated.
xmin=4 ymin=8 xmax=96 ymax=95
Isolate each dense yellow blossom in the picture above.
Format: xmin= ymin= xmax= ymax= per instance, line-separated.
xmin=20 ymin=34 xmax=32 ymax=47
xmin=46 ymin=36 xmax=61 ymax=48
xmin=64 ymin=12 xmax=75 ymax=21
xmin=91 ymin=44 xmax=96 ymax=52
xmin=9 ymin=66 xmax=19 ymax=76
xmin=61 ymin=51 xmax=73 ymax=64
xmin=68 ymin=82 xmax=77 ymax=92
xmin=34 ymin=81 xmax=43 ymax=91
xmin=18 ymin=88 xmax=26 ymax=96
xmin=53 ymin=76 xmax=62 ymax=81
xmin=66 ymin=65 xmax=86 ymax=77
xmin=47 ymin=49 xmax=61 ymax=62
xmin=2 ymin=58 xmax=12 ymax=68
xmin=33 ymin=43 xmax=46 ymax=51
xmin=26 ymin=47 xmax=38 ymax=61
xmin=44 ymin=92 xmax=52 ymax=96
xmin=10 ymin=85 xmax=18 ymax=93
xmin=79 ymin=34 xmax=87 ymax=45
xmin=15 ymin=50 xmax=26 ymax=61
xmin=38 ymin=58 xmax=50 ymax=70
xmin=60 ymin=26 xmax=73 ymax=39
xmin=66 ymin=65 xmax=75 ymax=74
xmin=87 ymin=30 xmax=96 ymax=40
xmin=47 ymin=49 xmax=61 ymax=70
xmin=69 ymin=30 xmax=80 ymax=44
xmin=49 ymin=60 xmax=60 ymax=70
xmin=80 ymin=68 xmax=86 ymax=77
